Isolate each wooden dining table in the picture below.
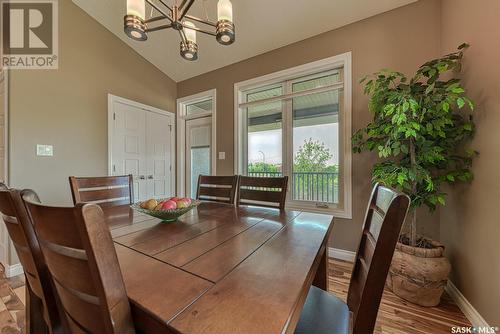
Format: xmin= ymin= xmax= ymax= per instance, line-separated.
xmin=31 ymin=201 xmax=333 ymax=333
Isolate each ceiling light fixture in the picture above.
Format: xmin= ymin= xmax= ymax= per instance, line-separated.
xmin=124 ymin=0 xmax=235 ymax=61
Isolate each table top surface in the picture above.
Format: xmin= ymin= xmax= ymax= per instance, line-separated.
xmin=104 ymin=202 xmax=334 ymax=334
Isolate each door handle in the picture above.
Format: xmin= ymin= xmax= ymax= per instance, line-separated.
xmin=139 ymin=175 xmax=145 ymax=180
xmin=147 ymin=175 xmax=153 ymax=179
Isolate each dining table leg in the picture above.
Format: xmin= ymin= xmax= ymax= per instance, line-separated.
xmin=312 ymin=245 xmax=328 ymax=291
xmin=25 ymin=281 xmax=49 ymax=334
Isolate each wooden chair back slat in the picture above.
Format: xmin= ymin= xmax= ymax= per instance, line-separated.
xmin=53 ymin=278 xmax=104 ymax=334
xmin=24 ymin=197 xmax=135 ymax=334
xmin=69 ymin=175 xmax=134 ymax=207
xmin=238 ymin=189 xmax=283 ymax=204
xmin=237 ymin=176 xmax=288 ymax=210
xmin=78 ymin=187 xmax=131 ymax=203
xmin=74 ymin=176 xmax=131 ymax=188
xmin=42 ymin=245 xmax=97 ymax=296
xmin=0 ymin=185 xmax=62 ymax=332
xmin=198 ymin=186 xmax=233 ymax=199
xmin=196 ymin=175 xmax=238 ymax=204
xmin=346 ymin=183 xmax=410 ymax=334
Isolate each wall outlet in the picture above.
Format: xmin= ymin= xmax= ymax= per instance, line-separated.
xmin=37 ymin=144 xmax=53 ymax=156
xmin=218 ymin=152 xmax=226 ymax=160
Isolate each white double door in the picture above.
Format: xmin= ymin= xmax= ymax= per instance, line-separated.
xmin=111 ymin=97 xmax=174 ymax=202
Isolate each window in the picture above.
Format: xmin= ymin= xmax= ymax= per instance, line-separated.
xmin=186 ymin=98 xmax=213 ymax=116
xmin=235 ymin=53 xmax=352 ymax=218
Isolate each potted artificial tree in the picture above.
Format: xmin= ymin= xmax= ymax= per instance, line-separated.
xmin=352 ymin=44 xmax=476 ymax=307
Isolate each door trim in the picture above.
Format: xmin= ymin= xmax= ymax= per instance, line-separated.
xmin=107 ymin=94 xmax=176 ymax=196
xmin=176 ymin=89 xmax=217 ymax=197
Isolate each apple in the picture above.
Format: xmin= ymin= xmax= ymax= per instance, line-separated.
xmin=176 ymin=198 xmax=191 ymax=209
xmin=143 ymin=199 xmax=158 ymax=210
xmin=154 ymin=201 xmax=165 ymax=211
xmin=161 ymin=200 xmax=177 ymax=210
xmin=169 ymin=197 xmax=180 ymax=202
xmin=182 ymin=198 xmax=192 ymax=205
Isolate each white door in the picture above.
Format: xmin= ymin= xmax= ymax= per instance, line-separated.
xmin=146 ymin=111 xmax=173 ymax=199
xmin=112 ymin=100 xmax=147 ymax=202
xmin=186 ymin=117 xmax=212 ymax=198
xmin=110 ymin=97 xmax=174 ymax=202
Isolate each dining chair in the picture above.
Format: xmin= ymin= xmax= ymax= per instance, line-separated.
xmin=196 ymin=175 xmax=239 ymax=204
xmin=0 ymin=184 xmax=64 ymax=334
xmin=69 ymin=175 xmax=134 ymax=207
xmin=23 ymin=195 xmax=136 ymax=334
xmin=295 ymin=183 xmax=410 ymax=334
xmin=237 ymin=176 xmax=288 ymax=210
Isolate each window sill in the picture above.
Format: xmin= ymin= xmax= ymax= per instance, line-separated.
xmin=286 ymin=202 xmax=352 ymax=219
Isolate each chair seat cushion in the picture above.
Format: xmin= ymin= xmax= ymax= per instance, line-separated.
xmin=295 ymin=286 xmax=350 ymax=334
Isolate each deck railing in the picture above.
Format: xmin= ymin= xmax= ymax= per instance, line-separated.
xmin=247 ymin=171 xmax=339 ymax=203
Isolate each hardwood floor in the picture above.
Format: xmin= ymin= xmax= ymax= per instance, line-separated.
xmin=329 ymin=259 xmax=471 ymax=334
xmin=0 ymin=270 xmax=25 ymax=334
xmin=0 ymin=259 xmax=470 ymax=333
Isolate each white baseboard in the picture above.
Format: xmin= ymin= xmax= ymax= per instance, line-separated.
xmin=445 ymin=280 xmax=491 ymax=329
xmin=328 ymin=247 xmax=356 ymax=262
xmin=5 ymin=263 xmax=23 ymax=278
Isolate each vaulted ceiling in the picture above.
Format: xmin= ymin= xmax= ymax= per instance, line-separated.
xmin=73 ymin=0 xmax=417 ymax=82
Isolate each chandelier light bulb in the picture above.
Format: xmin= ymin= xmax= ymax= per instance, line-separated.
xmin=217 ymin=0 xmax=233 ymax=22
xmin=216 ymin=0 xmax=234 ymax=45
xmin=124 ymin=0 xmax=147 ymax=41
xmin=127 ymin=0 xmax=145 ymax=20
xmin=181 ymin=21 xmax=198 ymax=61
xmin=183 ymin=21 xmax=197 ymax=44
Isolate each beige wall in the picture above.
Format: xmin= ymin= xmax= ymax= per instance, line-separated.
xmin=440 ymin=0 xmax=500 ymax=326
xmin=8 ymin=0 xmax=177 ymax=207
xmin=178 ymin=0 xmax=442 ymax=251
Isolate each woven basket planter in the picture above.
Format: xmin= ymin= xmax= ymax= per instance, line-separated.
xmin=386 ymin=240 xmax=451 ymax=307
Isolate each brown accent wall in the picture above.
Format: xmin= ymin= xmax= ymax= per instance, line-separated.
xmin=8 ymin=0 xmax=177 ymax=207
xmin=177 ymin=0 xmax=442 ymax=251
xmin=440 ymin=0 xmax=500 ymax=326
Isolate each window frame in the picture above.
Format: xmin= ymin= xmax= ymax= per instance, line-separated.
xmin=177 ymin=89 xmax=217 ymax=197
xmin=234 ymin=52 xmax=352 ymax=218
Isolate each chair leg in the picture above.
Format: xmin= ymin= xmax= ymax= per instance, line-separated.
xmin=25 ymin=283 xmax=49 ymax=334
xmin=313 ymin=246 xmax=328 ymax=291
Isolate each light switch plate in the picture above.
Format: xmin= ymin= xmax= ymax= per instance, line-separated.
xmin=37 ymin=144 xmax=53 ymax=156
xmin=218 ymin=152 xmax=226 ymax=160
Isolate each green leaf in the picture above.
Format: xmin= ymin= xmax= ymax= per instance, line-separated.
xmin=457 ymin=97 xmax=465 ymax=108
xmin=397 ymin=173 xmax=407 ymax=185
xmin=384 ymin=104 xmax=396 ymax=115
xmin=447 ymin=174 xmax=455 ymax=182
xmin=409 ymin=99 xmax=419 ymax=113
xmin=402 ymin=101 xmax=410 ymax=112
xmin=425 ymin=83 xmax=435 ymax=94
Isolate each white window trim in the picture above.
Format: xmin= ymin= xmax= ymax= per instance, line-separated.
xmin=233 ymin=52 xmax=352 ymax=219
xmin=176 ymin=89 xmax=217 ymax=197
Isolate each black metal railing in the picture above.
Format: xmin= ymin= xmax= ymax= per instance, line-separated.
xmin=247 ymin=171 xmax=339 ymax=203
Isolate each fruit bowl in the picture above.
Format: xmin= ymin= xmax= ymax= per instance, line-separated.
xmin=131 ymin=197 xmax=199 ymax=222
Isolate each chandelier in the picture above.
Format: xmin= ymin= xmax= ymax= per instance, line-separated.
xmin=124 ymin=0 xmax=235 ymax=61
